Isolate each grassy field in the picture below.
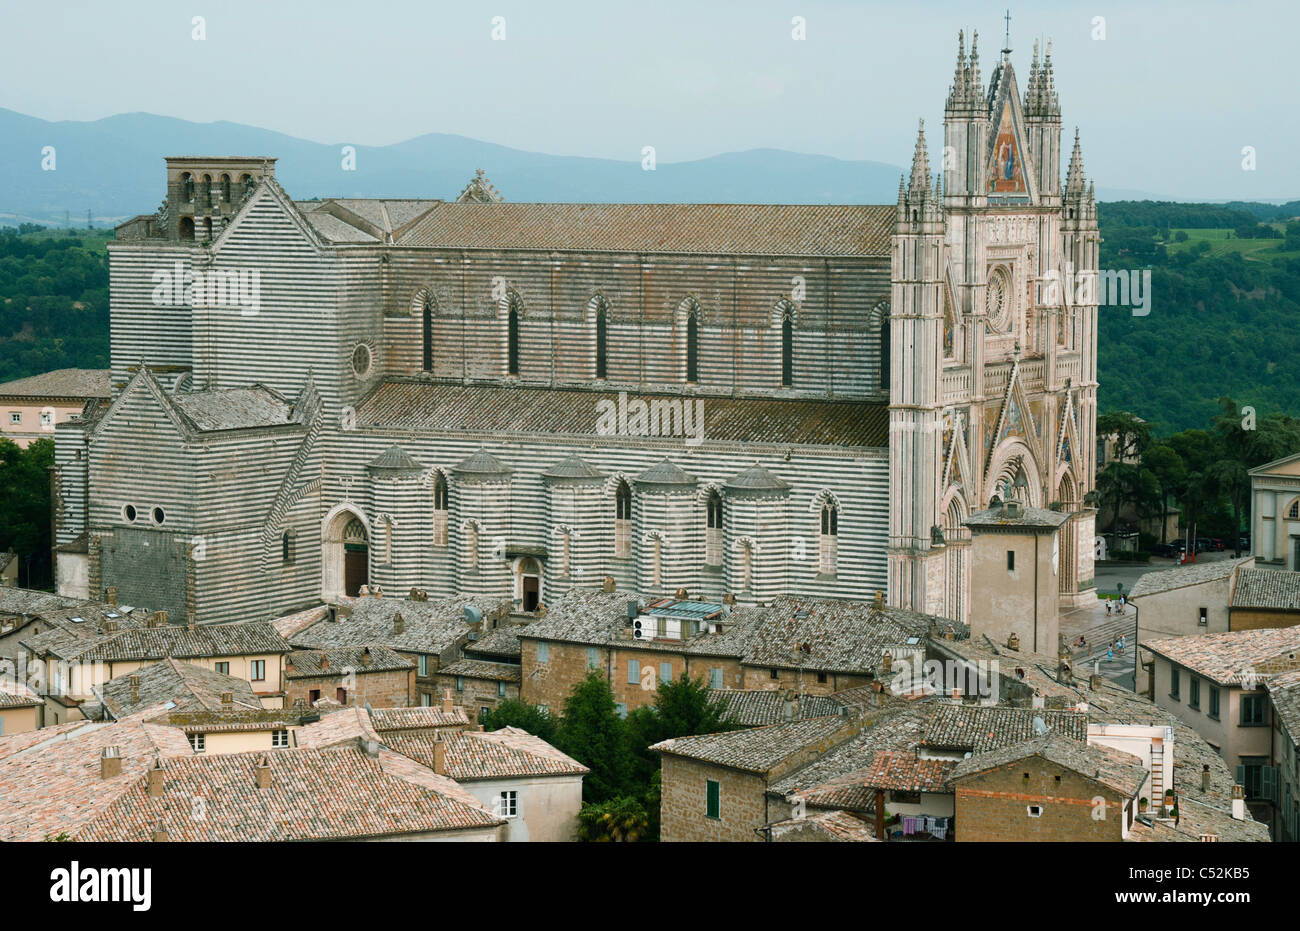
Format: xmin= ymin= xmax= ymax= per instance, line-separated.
xmin=1165 ymin=226 xmax=1300 ymax=262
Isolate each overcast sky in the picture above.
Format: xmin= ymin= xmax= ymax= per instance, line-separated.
xmin=2 ymin=0 xmax=1294 ymax=200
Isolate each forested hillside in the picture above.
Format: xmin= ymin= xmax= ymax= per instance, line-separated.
xmin=1096 ymin=202 xmax=1300 ymax=433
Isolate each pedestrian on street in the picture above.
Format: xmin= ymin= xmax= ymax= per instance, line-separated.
xmin=1106 ymin=600 xmax=1112 ymax=617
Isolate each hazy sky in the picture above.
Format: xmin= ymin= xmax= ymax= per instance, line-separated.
xmin=2 ymin=0 xmax=1294 ymax=200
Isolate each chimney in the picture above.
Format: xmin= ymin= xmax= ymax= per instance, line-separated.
xmin=1089 ymin=673 xmax=1103 ymax=690
xmin=602 ymin=576 xmax=616 ymax=593
xmin=100 ymin=746 xmax=122 ymax=779
xmin=363 ymin=738 xmax=380 ymax=758
xmin=361 ymin=647 xmax=373 ymax=666
xmin=147 ymin=759 xmax=164 ymax=797
xmin=943 ymin=625 xmax=956 ymax=641
xmin=432 ymin=735 xmax=446 ymax=775
xmin=722 ymin=592 xmax=736 ymax=606
xmin=152 ymin=822 xmax=169 ymax=843
xmin=220 ymin=691 xmax=233 ymax=707
xmin=393 ymin=612 xmax=405 ymax=634
xmin=327 ymin=606 xmax=338 ymax=623
xmin=674 ymin=588 xmax=688 ymax=600
xmin=1231 ymin=784 xmax=1245 ymax=821
xmin=319 ymin=653 xmax=329 ymax=671
xmin=149 ymin=611 xmax=167 ymax=628
xmin=1201 ymin=764 xmax=1211 ymax=792
xmin=285 ymin=657 xmax=295 ymax=674
xmin=104 ymin=619 xmax=118 ymax=632
xmin=881 ymin=651 xmax=892 ymax=676
xmin=129 ymin=674 xmax=140 ymax=702
xmin=187 ymin=617 xmax=196 ymax=632
xmin=442 ymin=689 xmax=454 ymax=714
xmin=103 ymin=586 xmax=117 ymax=608
xmin=1006 ymin=632 xmax=1020 ymax=651
xmin=254 ymin=755 xmax=272 ymax=789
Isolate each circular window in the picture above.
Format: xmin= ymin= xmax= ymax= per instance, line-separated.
xmin=986 ymin=268 xmax=1012 ymax=333
xmin=153 ymin=507 xmax=166 ymax=525
xmin=352 ymin=344 xmax=372 ymax=377
xmin=123 ymin=504 xmax=137 ymax=523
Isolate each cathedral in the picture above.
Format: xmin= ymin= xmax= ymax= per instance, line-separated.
xmin=52 ymin=28 xmax=1099 ymax=629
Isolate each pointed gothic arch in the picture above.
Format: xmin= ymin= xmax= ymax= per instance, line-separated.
xmin=867 ymin=300 xmax=891 ymax=395
xmin=322 ymin=503 xmax=370 ymax=601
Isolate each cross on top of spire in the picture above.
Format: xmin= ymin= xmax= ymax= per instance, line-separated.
xmin=1003 ymin=9 xmax=1012 ymax=54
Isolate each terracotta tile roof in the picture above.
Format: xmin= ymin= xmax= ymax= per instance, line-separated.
xmin=39 ymin=620 xmax=291 ymax=664
xmin=385 ymin=727 xmax=589 ymax=780
xmin=1129 ymin=557 xmax=1252 ymax=599
xmin=932 ymin=635 xmax=1269 ymax=840
xmin=295 ymin=707 xmax=383 ymax=748
xmin=0 ymin=368 xmax=110 ymax=400
xmin=356 ymin=381 xmax=889 ymax=449
xmin=864 ymin=750 xmax=957 ymax=792
xmin=78 ymin=743 xmax=504 ymax=841
xmin=1230 ymin=568 xmax=1300 ymax=611
xmin=652 ymin=715 xmax=852 ymax=774
xmin=768 ymin=701 xmax=935 ymax=808
xmin=1143 ymin=627 xmax=1300 ymax=686
xmin=770 ymin=808 xmax=879 ymax=842
xmin=369 ymin=706 xmax=470 ymax=731
xmin=1266 ymin=669 xmax=1300 ymax=739
xmin=393 ymin=202 xmax=895 ymax=256
xmin=437 ymin=658 xmax=522 ymax=683
xmin=0 ymin=676 xmax=41 ymax=709
xmin=285 ymin=646 xmax=414 ymax=678
xmin=291 ymin=595 xmax=507 ymax=655
xmin=153 ymin=709 xmax=302 ymax=734
xmin=949 ymin=733 xmax=1147 ymax=798
xmin=964 ymin=505 xmax=1071 ymax=531
xmin=0 ymin=713 xmax=194 ymax=842
xmin=465 ymin=625 xmax=522 ymax=660
xmin=707 ymin=689 xmax=844 ymax=726
xmin=920 ymin=704 xmax=1088 ymax=752
xmin=99 ymin=658 xmax=262 ymax=718
xmin=270 ymin=604 xmax=330 ymax=638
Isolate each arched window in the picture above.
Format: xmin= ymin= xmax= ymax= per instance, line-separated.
xmin=281 ymin=530 xmax=293 ymax=563
xmin=685 ymin=307 xmax=699 ymax=384
xmin=1289 ymin=500 xmax=1300 ymax=521
xmin=781 ymin=311 xmax=794 ymax=387
xmin=240 ymin=173 xmax=253 ymax=195
xmin=614 ymin=480 xmax=632 ymax=558
xmin=178 ymin=217 xmax=195 ymax=241
xmin=203 ymin=217 xmax=213 ymax=240
xmin=201 ymin=175 xmax=213 ymax=208
xmin=819 ymin=501 xmax=839 ymax=576
xmin=432 ymin=473 xmax=448 ymax=546
xmin=220 ymin=174 xmax=232 ymax=203
xmin=507 ymin=300 xmax=520 ymax=376
xmin=422 ymin=294 xmax=435 ymax=372
xmin=878 ymin=321 xmax=890 ymax=393
xmin=595 ymin=303 xmax=608 ymax=379
xmin=706 ymin=490 xmax=723 ymax=566
xmin=740 ymin=541 xmax=753 ymax=592
xmin=181 ymin=173 xmax=195 ymax=203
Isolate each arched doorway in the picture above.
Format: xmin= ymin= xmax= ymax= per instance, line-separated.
xmin=342 ymin=518 xmax=369 ymax=596
xmin=322 ymin=506 xmax=370 ymax=601
xmin=518 ymin=558 xmax=542 ymax=612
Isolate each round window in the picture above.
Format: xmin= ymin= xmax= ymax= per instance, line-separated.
xmin=123 ymin=504 xmax=137 ymax=523
xmin=986 ymin=268 xmax=1012 ymax=333
xmin=352 ymin=343 xmax=372 ymax=377
xmin=153 ymin=507 xmax=166 ymax=525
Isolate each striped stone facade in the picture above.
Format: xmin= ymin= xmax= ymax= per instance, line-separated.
xmin=54 ymin=33 xmax=1098 ymax=629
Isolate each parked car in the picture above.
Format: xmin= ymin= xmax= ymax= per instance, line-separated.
xmin=1240 ymin=534 xmax=1251 ymax=551
xmin=1196 ymin=538 xmax=1213 ymax=553
xmin=1151 ymin=543 xmax=1178 ymax=558
xmin=1209 ymin=538 xmax=1225 ymax=551
xmin=1171 ymin=538 xmax=1187 ymax=551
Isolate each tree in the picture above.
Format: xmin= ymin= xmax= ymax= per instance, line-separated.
xmin=575 ymin=796 xmax=650 ymax=842
xmin=1142 ymin=443 xmax=1187 ymax=543
xmin=479 ymin=698 xmax=558 ymax=744
xmin=0 ymin=437 xmax=53 ymax=587
xmin=556 ymin=670 xmax=635 ymax=803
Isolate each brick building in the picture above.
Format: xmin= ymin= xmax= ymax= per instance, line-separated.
xmin=435 ymin=659 xmax=521 ymax=721
xmin=284 ymin=645 xmax=415 ymax=708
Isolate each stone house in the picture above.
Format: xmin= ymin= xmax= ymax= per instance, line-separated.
xmin=284 ymin=646 xmax=415 ymax=709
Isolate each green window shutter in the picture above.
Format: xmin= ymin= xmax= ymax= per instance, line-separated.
xmin=1263 ymin=765 xmax=1277 ymax=802
xmin=627 ymin=659 xmax=640 ymax=685
xmin=706 ymin=779 xmax=720 ymax=819
xmin=537 ymin=642 xmax=548 ymax=663
xmin=710 ymin=667 xmax=722 ymax=689
xmin=497 ymin=680 xmax=506 ymax=697
xmin=660 ymin=662 xmax=672 ymax=687
xmin=1235 ymin=763 xmax=1246 ymax=786
xmin=587 ymin=647 xmax=598 ymax=668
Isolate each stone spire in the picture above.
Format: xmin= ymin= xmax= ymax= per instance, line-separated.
xmin=968 ymin=30 xmax=983 ymax=102
xmin=1040 ymin=38 xmax=1060 ymax=116
xmin=1065 ymin=127 xmax=1086 ymax=194
xmin=1025 ymin=39 xmax=1041 ymax=109
xmin=947 ymin=30 xmax=970 ymax=110
xmin=908 ymin=119 xmax=930 ymax=194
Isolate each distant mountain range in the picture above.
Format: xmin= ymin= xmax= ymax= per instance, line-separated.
xmin=3 ymin=107 xmax=1291 ymax=227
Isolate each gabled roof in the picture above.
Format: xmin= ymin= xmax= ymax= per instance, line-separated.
xmin=652 ymin=716 xmax=852 ymax=775
xmin=385 ymin=726 xmax=589 ymax=781
xmin=285 ymin=646 xmax=414 ymax=678
xmin=369 ymin=706 xmax=470 ymax=732
xmin=98 ymin=658 xmax=262 ymax=718
xmin=948 ymin=733 xmax=1146 ymax=798
xmin=920 ymin=704 xmax=1088 ymax=752
xmin=1230 ymin=568 xmax=1300 ymax=611
xmin=1143 ymin=627 xmax=1300 ymax=686
xmin=34 ymin=620 xmax=291 ymax=664
xmin=1130 ymin=557 xmax=1252 ymax=599
xmin=864 ymin=751 xmax=957 ymax=792
xmin=291 ymin=595 xmax=507 ymax=655
xmin=707 ymin=689 xmax=843 ymax=727
xmin=437 ymin=659 xmax=522 ymax=683
xmin=0 ymin=677 xmax=41 ymax=709
xmin=0 ymin=368 xmax=110 ymax=400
